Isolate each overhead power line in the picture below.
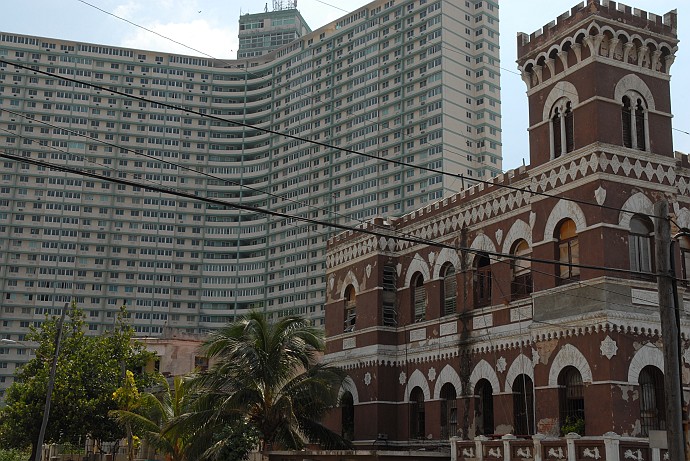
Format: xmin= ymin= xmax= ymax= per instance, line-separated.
xmin=0 ymin=58 xmax=669 ymax=224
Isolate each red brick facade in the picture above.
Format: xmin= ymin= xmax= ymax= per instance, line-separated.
xmin=323 ymin=0 xmax=688 ymax=450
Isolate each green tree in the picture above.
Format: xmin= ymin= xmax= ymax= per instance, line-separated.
xmin=112 ymin=370 xmax=141 ymax=461
xmin=0 ymin=304 xmax=154 ymax=459
xmin=181 ymin=312 xmax=351 ymax=459
xmin=110 ymin=376 xmax=192 ymax=461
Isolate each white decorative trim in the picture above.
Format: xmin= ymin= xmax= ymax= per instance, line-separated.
xmin=544 ymin=199 xmax=587 ymax=239
xmin=496 ymin=356 xmax=507 ymax=373
xmin=548 ymin=344 xmax=593 ymax=386
xmin=468 ymin=233 xmax=497 ymax=267
xmin=404 ymin=253 xmax=431 ymax=288
xmin=340 ymin=270 xmax=360 ymax=299
xmin=505 ymin=354 xmax=534 ymax=393
xmin=433 ymin=364 xmax=463 ymax=399
xmin=677 ymin=208 xmax=690 ymax=230
xmin=600 ymin=336 xmax=618 ymax=360
xmin=470 ymin=359 xmax=501 ymax=393
xmin=432 ymin=247 xmax=462 ymax=280
xmin=501 ymin=219 xmax=533 ymax=255
xmin=614 ymin=74 xmax=656 ymax=111
xmin=627 ymin=343 xmax=663 ymax=384
xmin=542 ymin=81 xmax=580 ymax=120
xmin=404 ymin=369 xmax=431 ymax=402
xmin=618 ymin=192 xmax=653 ymax=228
xmin=339 ymin=376 xmax=360 ymax=405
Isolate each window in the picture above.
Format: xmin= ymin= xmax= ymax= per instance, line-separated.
xmin=475 ymin=379 xmax=494 ymax=436
xmin=511 ymin=239 xmax=532 ymax=299
xmin=382 ymin=264 xmax=397 ymax=326
xmin=344 ymin=285 xmax=356 ymax=332
xmin=513 ymin=375 xmax=535 ymax=435
xmin=550 ymin=99 xmax=574 ymax=158
xmin=442 ymin=264 xmax=457 ymax=316
xmin=440 ymin=383 xmax=457 ymax=439
xmin=557 ymin=219 xmax=580 ymax=283
xmin=410 ymin=387 xmax=425 ymax=439
xmin=622 ymin=94 xmax=648 ymax=150
xmin=341 ymin=391 xmax=355 ymax=441
xmin=558 ymin=366 xmax=584 ymax=434
xmin=639 ymin=365 xmax=665 ymax=436
xmin=680 ymin=235 xmax=690 ymax=286
xmin=412 ymin=273 xmax=426 ymax=322
xmin=474 ymin=253 xmax=492 ymax=307
xmin=629 ymin=215 xmax=654 ymax=278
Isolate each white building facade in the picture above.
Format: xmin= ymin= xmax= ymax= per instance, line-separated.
xmin=0 ymin=0 xmax=501 ymax=392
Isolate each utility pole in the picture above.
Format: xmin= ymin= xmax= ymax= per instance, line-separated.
xmin=654 ymin=200 xmax=685 ymax=460
xmin=35 ymin=303 xmax=68 ymax=461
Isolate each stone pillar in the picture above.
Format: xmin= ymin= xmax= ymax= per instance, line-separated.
xmin=502 ymin=434 xmax=517 ymax=461
xmin=532 ymin=433 xmax=546 ymax=461
xmin=603 ymin=431 xmax=621 ymax=461
xmin=565 ymin=432 xmax=580 ymax=460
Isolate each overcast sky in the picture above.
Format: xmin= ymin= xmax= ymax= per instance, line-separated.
xmin=1 ymin=0 xmax=687 ymax=170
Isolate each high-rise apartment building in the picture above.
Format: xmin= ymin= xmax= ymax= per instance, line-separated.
xmin=0 ymin=0 xmax=501 ymax=391
xmin=238 ymin=1 xmax=311 ymax=59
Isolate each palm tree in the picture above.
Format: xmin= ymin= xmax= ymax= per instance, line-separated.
xmin=110 ymin=376 xmax=190 ymax=461
xmin=183 ymin=311 xmax=351 ymax=457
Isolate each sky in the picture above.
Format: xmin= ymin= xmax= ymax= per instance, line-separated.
xmin=0 ymin=0 xmax=687 ymax=171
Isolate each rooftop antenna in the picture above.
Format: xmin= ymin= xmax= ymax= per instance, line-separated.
xmin=265 ymin=3 xmax=268 ymax=13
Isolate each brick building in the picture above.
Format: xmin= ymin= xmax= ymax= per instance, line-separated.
xmin=322 ymin=0 xmax=689 ymax=455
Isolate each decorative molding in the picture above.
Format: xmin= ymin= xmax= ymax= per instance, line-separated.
xmin=403 ymin=369 xmax=431 ymax=402
xmin=628 ymin=343 xmax=663 ymax=384
xmin=364 ymin=372 xmax=372 ymax=386
xmin=496 ymin=356 xmax=507 ymax=373
xmin=502 ymin=219 xmax=532 ymax=256
xmin=469 ymin=359 xmax=501 ymax=392
xmin=544 ymin=199 xmax=587 ymax=239
xmin=548 ymin=344 xmax=593 ymax=386
xmin=343 ymin=337 xmax=356 ymax=350
xmin=473 ymin=313 xmax=493 ymax=330
xmin=600 ymin=336 xmax=618 ymax=360
xmin=440 ymin=321 xmax=457 ymax=337
xmin=618 ymin=192 xmax=654 ymax=228
xmin=410 ymin=328 xmax=426 ymax=342
xmin=340 ymin=270 xmax=360 ymax=299
xmin=432 ymin=248 xmax=462 ymax=280
xmin=614 ymin=74 xmax=656 ymax=111
xmin=510 ymin=305 xmax=532 ymax=323
xmin=505 ymin=354 xmax=534 ymax=393
xmin=433 ymin=364 xmax=463 ymax=399
xmin=404 ymin=253 xmax=431 ymax=288
xmin=339 ymin=376 xmax=360 ymax=405
xmin=631 ymin=289 xmax=658 ymax=307
xmin=542 ymin=81 xmax=580 ymax=120
xmin=595 ymin=186 xmax=607 ymax=206
xmin=467 ymin=233 xmax=497 ymax=267
xmin=428 ymin=367 xmax=437 ymax=382
xmin=399 ymin=371 xmax=407 ymax=385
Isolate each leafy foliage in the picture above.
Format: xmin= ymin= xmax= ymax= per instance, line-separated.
xmin=0 ymin=304 xmax=155 ymax=456
xmin=180 ymin=312 xmax=351 ymax=458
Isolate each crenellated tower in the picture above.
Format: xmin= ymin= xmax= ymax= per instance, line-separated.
xmin=516 ymin=0 xmax=678 ymax=167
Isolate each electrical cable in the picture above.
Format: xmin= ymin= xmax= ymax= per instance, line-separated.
xmin=0 ymin=58 xmax=673 ymax=226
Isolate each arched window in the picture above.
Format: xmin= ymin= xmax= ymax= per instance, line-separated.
xmin=639 ymin=365 xmax=665 ymax=436
xmin=412 ymin=273 xmax=426 ymax=323
xmin=475 ymin=379 xmax=494 ymax=436
xmin=550 ymin=99 xmax=574 ymax=158
xmin=382 ymin=264 xmax=398 ymax=327
xmin=629 ymin=215 xmax=654 ymax=278
xmin=341 ymin=391 xmax=355 ymax=441
xmin=442 ymin=263 xmax=457 ymax=316
xmin=680 ymin=235 xmax=690 ymax=286
xmin=513 ymin=375 xmax=535 ymax=435
xmin=622 ymin=96 xmax=633 ymax=148
xmin=556 ymin=219 xmax=580 ymax=283
xmin=558 ymin=366 xmax=585 ymax=434
xmin=410 ymin=387 xmax=425 ymax=439
xmin=474 ymin=253 xmax=492 ymax=308
xmin=511 ymin=239 xmax=532 ymax=299
xmin=344 ymin=285 xmax=356 ymax=332
xmin=440 ymin=383 xmax=458 ymax=439
xmin=622 ymin=93 xmax=648 ymax=150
